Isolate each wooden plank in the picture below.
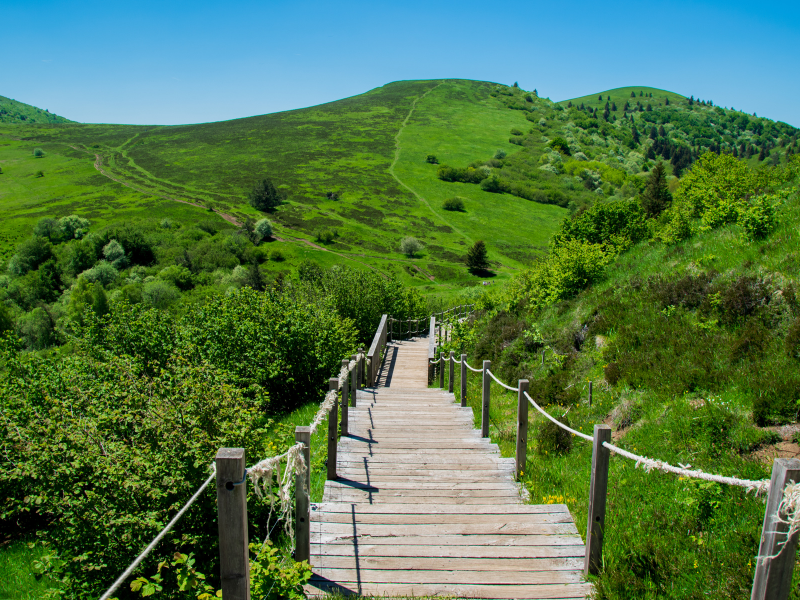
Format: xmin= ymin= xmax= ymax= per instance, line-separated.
xmin=310 ymin=532 xmax=585 ymax=546
xmin=312 ymin=503 xmax=571 ymax=515
xmin=310 ymin=543 xmax=585 ymax=559
xmin=305 ymin=581 xmax=591 ymax=600
xmin=320 ymin=495 xmax=524 ymax=505
xmin=324 ymin=480 xmax=520 ymax=491
xmin=309 ymin=568 xmax=583 ymax=585
xmin=312 ymin=522 xmax=578 ymax=537
xmin=312 ymin=513 xmax=574 ymax=526
xmin=310 ymin=555 xmax=584 ymax=571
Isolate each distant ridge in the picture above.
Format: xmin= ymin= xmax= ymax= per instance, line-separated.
xmin=558 ymin=86 xmax=686 ymax=110
xmin=0 ymin=95 xmax=73 ymax=124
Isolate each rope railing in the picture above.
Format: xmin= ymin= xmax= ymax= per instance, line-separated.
xmin=438 ymin=347 xmax=800 ymax=594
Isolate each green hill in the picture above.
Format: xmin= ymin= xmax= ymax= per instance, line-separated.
xmin=0 ymin=95 xmax=72 ymax=124
xmin=558 ymin=86 xmax=687 ymax=111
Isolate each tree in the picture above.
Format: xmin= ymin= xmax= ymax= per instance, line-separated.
xmin=665 ymin=98 xmax=670 ymax=106
xmin=0 ymin=303 xmax=12 ymax=334
xmin=243 ymin=262 xmax=266 ymax=291
xmin=632 ymin=125 xmax=640 ymax=145
xmin=758 ymin=146 xmax=767 ymax=161
xmin=103 ymin=239 xmax=127 ymax=269
xmin=650 ymin=127 xmax=657 ymax=140
xmin=513 ymin=82 xmax=519 ymax=88
xmin=598 ymin=95 xmax=603 ymax=101
xmin=254 ymin=218 xmax=273 ymax=242
xmin=646 ymin=103 xmax=652 ymax=112
xmin=400 ymin=236 xmax=423 ymax=258
xmin=33 ymin=147 xmax=45 ymax=158
xmin=630 ymin=91 xmax=636 ymax=98
xmin=442 ymin=197 xmax=465 ymax=211
xmin=658 ymin=125 xmax=666 ymax=138
xmin=641 ymin=161 xmax=672 ymax=217
xmin=248 ymin=177 xmax=284 ymax=212
xmin=466 ymin=240 xmax=490 ymax=273
xmin=59 ymin=214 xmax=90 ymax=239
xmin=425 ymin=154 xmax=438 ymax=164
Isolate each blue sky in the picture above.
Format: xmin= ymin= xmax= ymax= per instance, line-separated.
xmin=3 ymin=0 xmax=799 ymax=126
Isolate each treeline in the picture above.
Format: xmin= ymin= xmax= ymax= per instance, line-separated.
xmin=436 ymin=164 xmax=570 ymax=207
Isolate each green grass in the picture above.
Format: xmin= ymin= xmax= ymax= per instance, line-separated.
xmin=0 ymin=95 xmax=72 ymax=125
xmin=0 ymin=541 xmax=59 ymax=599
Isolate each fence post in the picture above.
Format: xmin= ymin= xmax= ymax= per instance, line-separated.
xmin=357 ymin=347 xmax=364 ymax=389
xmin=541 ymin=349 xmax=545 ymax=365
xmin=327 ymin=378 xmax=338 ymax=481
xmin=340 ymin=360 xmax=349 ymax=436
xmin=481 ymin=360 xmax=491 ymax=438
xmin=584 ymin=424 xmax=612 ymax=576
xmin=215 ymin=448 xmax=250 ymax=600
xmin=439 ymin=352 xmax=445 ymax=388
xmin=751 ymin=458 xmax=800 ymax=600
xmin=350 ymin=355 xmax=357 ymax=407
xmin=588 ymin=381 xmax=593 ymax=406
xmin=294 ymin=427 xmax=311 ymax=563
xmin=460 ymin=354 xmax=467 ymax=407
xmin=515 ymin=380 xmax=529 ymax=480
xmin=448 ymin=351 xmax=455 ymax=394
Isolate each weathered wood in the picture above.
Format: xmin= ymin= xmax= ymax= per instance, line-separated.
xmin=439 ymin=352 xmax=445 ymax=388
xmin=313 ymin=512 xmax=572 ymax=525
xmin=357 ymin=347 xmax=363 ymax=389
xmin=584 ymin=424 xmax=611 ymax=576
xmin=312 ymin=555 xmax=584 ymax=571
xmin=309 ymin=543 xmax=584 ymax=559
xmin=327 ymin=379 xmax=339 ymax=481
xmin=340 ymin=360 xmax=349 ymax=436
xmin=515 ymin=379 xmax=529 ymax=480
xmin=460 ymin=353 xmax=467 ymax=407
xmin=305 ymin=581 xmax=591 ymax=599
xmin=295 ymin=427 xmax=311 ymax=562
xmin=349 ymin=355 xmax=357 ymax=407
xmin=366 ymin=315 xmax=388 ymax=387
xmin=311 ymin=532 xmax=585 ymax=546
xmin=588 ymin=380 xmax=593 ymax=406
xmin=310 ymin=567 xmax=583 ymax=585
xmin=448 ymin=351 xmax=455 ymax=393
xmin=427 ymin=316 xmax=436 ymax=384
xmin=215 ymin=448 xmax=250 ymax=600
xmin=481 ymin=360 xmax=491 ymax=437
xmin=312 ymin=502 xmax=570 ymax=514
xmin=751 ymin=458 xmax=800 ymax=600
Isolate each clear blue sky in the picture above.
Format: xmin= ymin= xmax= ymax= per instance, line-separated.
xmin=3 ymin=0 xmax=799 ymax=127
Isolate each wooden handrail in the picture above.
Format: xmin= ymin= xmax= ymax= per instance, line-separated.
xmin=366 ymin=314 xmax=388 ymax=387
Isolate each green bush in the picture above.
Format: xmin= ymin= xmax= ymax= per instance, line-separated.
xmin=536 ymin=413 xmax=573 ymax=456
xmin=80 ymin=260 xmax=119 ymax=288
xmin=551 ymin=199 xmax=648 ymax=252
xmin=248 ymin=177 xmax=285 ymax=212
xmin=142 ymin=279 xmax=180 ymax=309
xmin=494 ymin=149 xmax=507 ymax=160
xmin=7 ymin=235 xmax=53 ymax=276
xmin=314 ymin=228 xmax=336 ymax=243
xmin=59 ymin=214 xmax=91 ymax=240
xmin=442 ymin=197 xmax=465 ymax=211
xmin=786 ymin=318 xmax=800 ymax=360
xmin=34 ymin=170 xmax=43 ymax=177
xmin=738 ymin=194 xmax=777 ymax=240
xmin=33 ymin=147 xmax=45 ymax=157
xmin=255 ymin=218 xmax=273 ymax=242
xmin=425 ymin=154 xmax=438 ymax=164
xmin=158 ymin=265 xmax=194 ymax=290
xmin=269 ymin=249 xmax=285 ymax=262
xmin=548 ymin=137 xmax=571 ymax=156
xmin=400 ymin=236 xmax=423 ymax=258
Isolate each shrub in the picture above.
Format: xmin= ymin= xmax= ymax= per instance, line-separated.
xmin=7 ymin=235 xmax=53 ymax=276
xmin=33 ymin=147 xmax=45 ymax=157
xmin=548 ymin=137 xmax=572 ymax=156
xmin=510 ymin=128 xmax=523 ymax=136
xmin=536 ymin=413 xmax=573 ymax=456
xmin=158 ymin=265 xmax=194 ymax=290
xmin=738 ymin=194 xmax=777 ymax=240
xmin=494 ymin=149 xmax=507 ymax=160
xmin=248 ymin=177 xmax=285 ymax=212
xmin=255 ymin=218 xmax=274 ymax=242
xmin=551 ymin=199 xmax=648 ymax=252
xmin=269 ymin=249 xmax=285 ymax=262
xmin=425 ymin=154 xmax=439 ymax=164
xmin=59 ymin=214 xmax=90 ymax=239
xmin=717 ymin=276 xmax=769 ymax=325
xmin=80 ymin=260 xmax=119 ymax=288
xmin=641 ymin=161 xmax=672 ymax=217
xmin=14 ymin=307 xmax=54 ymax=350
xmin=400 ymin=236 xmax=423 ymax=258
xmin=160 ymin=217 xmax=173 ymax=229
xmin=730 ymin=319 xmax=769 ymax=360
xmin=314 ymin=228 xmax=336 ymax=244
xmin=34 ymin=170 xmax=44 ymax=177
xmin=103 ymin=239 xmax=128 ymax=269
xmin=785 ymin=318 xmax=800 ymax=360
xmin=142 ymin=279 xmax=180 ymax=309
xmin=604 ymin=362 xmax=621 ymax=385
xmin=34 ymin=217 xmax=62 ymax=242
xmin=480 ymin=175 xmax=503 ymax=193
xmin=442 ymin=197 xmax=465 ymax=211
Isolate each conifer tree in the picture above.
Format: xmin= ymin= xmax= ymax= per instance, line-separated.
xmin=632 ymin=125 xmax=640 ymax=144
xmin=605 ymin=102 xmax=610 ymax=111
xmin=650 ymin=127 xmax=657 ymax=140
xmin=631 ymin=91 xmax=636 ymax=98
xmin=689 ymin=96 xmax=694 ymax=106
xmin=641 ymin=161 xmax=672 ymax=217
xmin=612 ymin=102 xmax=617 ymax=111
xmin=658 ymin=125 xmax=666 ymax=138
xmin=640 ymin=91 xmax=644 ymax=97
xmin=466 ymin=240 xmax=490 ymax=272
xmin=758 ymin=146 xmax=766 ymax=161
xmin=567 ymin=101 xmax=573 ymax=108
xmin=598 ymin=95 xmax=603 ymax=100
xmin=665 ymin=98 xmax=670 ymax=106
xmin=646 ymin=103 xmax=652 ymax=112
xmin=733 ymin=146 xmax=739 ymax=158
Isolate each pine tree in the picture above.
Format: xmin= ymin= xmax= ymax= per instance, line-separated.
xmin=466 ymin=240 xmax=490 ymax=272
xmin=248 ymin=177 xmax=284 ymax=212
xmin=631 ymin=91 xmax=636 ymax=98
xmin=665 ymin=98 xmax=670 ymax=106
xmin=640 ymin=91 xmax=644 ymax=97
xmin=641 ymin=161 xmax=672 ymax=217
xmin=605 ymin=102 xmax=610 ymax=111
xmin=646 ymin=103 xmax=652 ymax=112
xmin=567 ymin=101 xmax=573 ymax=108
xmin=598 ymin=95 xmax=603 ymax=100
xmin=650 ymin=126 xmax=657 ymax=140
xmin=612 ymin=102 xmax=617 ymax=111
xmin=603 ymin=109 xmax=610 ymax=120
xmin=758 ymin=146 xmax=766 ymax=161
xmin=580 ymin=102 xmax=585 ymax=110
xmin=658 ymin=125 xmax=666 ymax=138
xmin=632 ymin=125 xmax=640 ymax=144
xmin=733 ymin=146 xmax=739 ymax=158
xmin=689 ymin=95 xmax=694 ymax=106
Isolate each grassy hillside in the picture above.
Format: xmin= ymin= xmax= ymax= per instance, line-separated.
xmin=559 ymin=86 xmax=687 ymax=111
xmin=441 ymin=154 xmax=800 ymax=597
xmin=0 ymin=80 xmax=569 ymax=300
xmin=0 ymin=96 xmax=72 ymax=124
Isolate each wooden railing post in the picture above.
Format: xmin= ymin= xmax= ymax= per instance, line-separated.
xmin=584 ymin=424 xmax=612 ymax=576
xmin=751 ymin=458 xmax=800 ymax=600
xmin=350 ymin=354 xmax=357 ymax=407
xmin=294 ymin=427 xmax=311 ymax=563
xmin=427 ymin=317 xmax=436 ymax=384
xmin=357 ymin=347 xmax=364 ymax=389
xmin=327 ymin=378 xmax=339 ymax=480
xmin=515 ymin=380 xmax=529 ymax=480
xmin=481 ymin=360 xmax=491 ymax=438
xmin=460 ymin=354 xmax=467 ymax=407
xmin=215 ymin=448 xmax=250 ymax=600
xmin=340 ymin=360 xmax=349 ymax=436
xmin=588 ymin=381 xmax=593 ymax=406
xmin=448 ymin=351 xmax=455 ymax=394
xmin=439 ymin=352 xmax=445 ymax=388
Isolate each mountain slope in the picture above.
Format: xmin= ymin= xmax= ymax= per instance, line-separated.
xmin=0 ymin=95 xmax=72 ymax=124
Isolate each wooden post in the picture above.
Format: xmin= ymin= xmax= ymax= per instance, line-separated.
xmin=460 ymin=354 xmax=467 ymax=408
xmin=515 ymin=380 xmax=529 ymax=480
xmin=481 ymin=360 xmax=491 ymax=438
xmin=588 ymin=381 xmax=593 ymax=406
xmin=357 ymin=347 xmax=364 ymax=389
xmin=215 ymin=448 xmax=250 ymax=600
xmin=340 ymin=360 xmax=349 ymax=436
xmin=327 ymin=378 xmax=338 ymax=481
xmin=350 ymin=355 xmax=357 ymax=407
xmin=584 ymin=424 xmax=612 ymax=576
xmin=541 ymin=349 xmax=545 ymax=365
xmin=751 ymin=458 xmax=800 ymax=600
xmin=294 ymin=427 xmax=311 ymax=563
xmin=448 ymin=351 xmax=455 ymax=394
xmin=439 ymin=352 xmax=445 ymax=388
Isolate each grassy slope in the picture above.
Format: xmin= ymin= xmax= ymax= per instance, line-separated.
xmin=0 ymin=95 xmax=72 ymax=124
xmin=0 ymin=80 xmax=567 ymax=299
xmin=558 ymin=86 xmax=687 ymax=110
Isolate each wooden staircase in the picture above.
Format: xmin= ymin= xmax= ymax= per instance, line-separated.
xmin=306 ymin=336 xmax=591 ymax=599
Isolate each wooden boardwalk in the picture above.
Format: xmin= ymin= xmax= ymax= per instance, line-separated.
xmin=307 ymin=337 xmax=590 ymax=599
